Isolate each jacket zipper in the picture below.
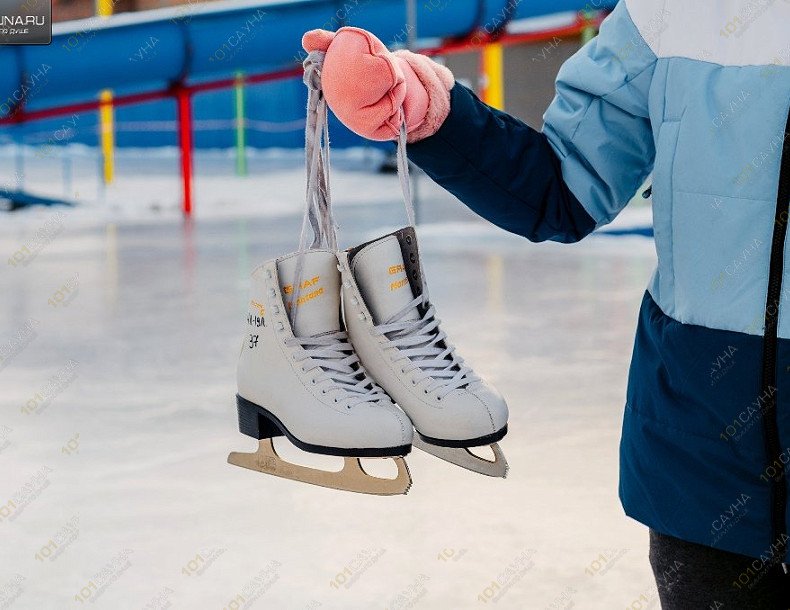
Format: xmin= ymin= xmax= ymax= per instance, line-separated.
xmin=761 ymin=107 xmax=790 ymax=556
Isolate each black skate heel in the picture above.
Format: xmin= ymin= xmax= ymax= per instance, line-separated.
xmin=236 ymin=395 xmax=284 ymax=440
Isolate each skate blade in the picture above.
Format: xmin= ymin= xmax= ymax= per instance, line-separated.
xmin=413 ymin=437 xmax=509 ymax=478
xmin=227 ymin=438 xmax=412 ymax=496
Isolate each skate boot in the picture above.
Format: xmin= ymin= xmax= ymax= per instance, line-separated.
xmin=339 ymin=228 xmax=509 ymax=477
xmin=228 ymin=249 xmax=413 ymax=495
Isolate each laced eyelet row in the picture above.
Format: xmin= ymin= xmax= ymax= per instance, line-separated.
xmin=284 ymin=329 xmax=388 ymax=410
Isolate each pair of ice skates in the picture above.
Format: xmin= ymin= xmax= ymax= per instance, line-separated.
xmin=228 ymin=227 xmax=509 ymax=494
xmin=226 ymin=49 xmax=508 ymax=495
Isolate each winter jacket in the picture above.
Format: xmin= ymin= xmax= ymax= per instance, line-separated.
xmin=408 ymin=0 xmax=790 ymax=561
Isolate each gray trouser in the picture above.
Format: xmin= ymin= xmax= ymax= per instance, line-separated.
xmin=649 ymin=530 xmax=790 ymax=609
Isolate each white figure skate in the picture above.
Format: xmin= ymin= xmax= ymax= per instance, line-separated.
xmin=339 ymin=228 xmax=509 ymax=477
xmin=228 ymin=249 xmax=413 ymax=495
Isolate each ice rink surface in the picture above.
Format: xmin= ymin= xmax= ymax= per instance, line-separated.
xmin=0 ymin=152 xmax=660 ymax=609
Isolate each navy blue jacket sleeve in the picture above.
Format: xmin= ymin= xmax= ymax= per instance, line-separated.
xmin=406 ymin=83 xmax=596 ymax=244
xmin=408 ymin=3 xmax=658 ymax=242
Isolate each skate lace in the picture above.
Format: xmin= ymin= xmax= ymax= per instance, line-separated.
xmin=295 ymin=52 xmax=467 ymax=402
xmin=377 ymin=295 xmax=478 ymax=399
xmin=288 ymin=331 xmax=388 ymax=408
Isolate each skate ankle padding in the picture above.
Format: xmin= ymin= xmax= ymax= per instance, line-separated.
xmin=351 ymin=234 xmax=422 ymax=325
xmin=277 ymin=250 xmax=341 ymax=337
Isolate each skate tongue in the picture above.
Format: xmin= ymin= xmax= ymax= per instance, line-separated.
xmin=352 ymin=235 xmax=420 ymax=325
xmin=277 ymin=250 xmax=341 ymax=337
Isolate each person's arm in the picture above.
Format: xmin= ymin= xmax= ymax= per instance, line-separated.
xmin=407 ymin=0 xmax=657 ymax=243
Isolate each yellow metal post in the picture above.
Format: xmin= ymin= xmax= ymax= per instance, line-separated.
xmin=99 ymin=90 xmax=115 ymax=185
xmin=96 ymin=0 xmax=113 ymax=17
xmin=97 ymin=0 xmax=114 ymax=185
xmin=480 ymin=42 xmax=504 ymax=110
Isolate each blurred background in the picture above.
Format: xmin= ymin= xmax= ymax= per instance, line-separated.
xmin=0 ymin=0 xmax=657 ymax=608
xmin=0 ymin=0 xmax=643 ymax=218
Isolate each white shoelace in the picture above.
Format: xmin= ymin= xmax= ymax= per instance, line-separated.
xmin=288 ymin=50 xmax=337 ymax=330
xmin=288 ymin=331 xmax=388 ymax=408
xmin=377 ymin=295 xmax=478 ymax=399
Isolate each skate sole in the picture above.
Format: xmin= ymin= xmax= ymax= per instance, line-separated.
xmin=415 ymin=424 xmax=508 ymax=448
xmin=235 ymin=394 xmax=411 ymax=458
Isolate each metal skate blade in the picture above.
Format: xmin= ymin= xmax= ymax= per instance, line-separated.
xmin=413 ymin=437 xmax=508 ymax=478
xmin=227 ymin=438 xmax=412 ymax=496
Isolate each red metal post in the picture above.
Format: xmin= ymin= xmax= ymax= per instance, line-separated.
xmin=176 ymin=86 xmax=194 ymax=217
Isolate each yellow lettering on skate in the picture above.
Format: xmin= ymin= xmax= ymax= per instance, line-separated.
xmin=295 ymin=286 xmax=324 ymax=306
xmin=390 ymin=278 xmax=409 ymax=291
xmin=388 ymin=264 xmax=405 ymax=275
xmin=283 ymin=276 xmax=320 ymax=295
xmin=250 ymin=300 xmax=265 ymax=316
